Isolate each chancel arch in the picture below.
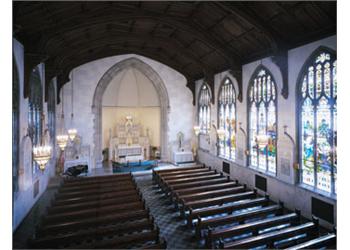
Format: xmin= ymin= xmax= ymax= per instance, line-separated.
xmin=247 ymin=66 xmax=278 ymax=174
xmin=297 ymin=47 xmax=337 ymax=195
xmin=92 ymin=57 xmax=169 ymax=166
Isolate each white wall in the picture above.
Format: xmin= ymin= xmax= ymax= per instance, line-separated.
xmin=13 ymin=39 xmax=57 ymax=231
xmin=59 ymin=54 xmax=194 ymax=167
xmin=196 ymin=35 xmax=336 ymax=229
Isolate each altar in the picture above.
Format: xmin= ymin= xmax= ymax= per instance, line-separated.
xmin=109 ymin=116 xmax=150 ymax=164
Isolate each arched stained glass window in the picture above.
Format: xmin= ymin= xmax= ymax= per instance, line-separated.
xmin=299 ymin=49 xmax=337 ymax=195
xmin=248 ymin=68 xmax=277 ymax=174
xmin=218 ymin=78 xmax=236 ymax=160
xmin=198 ymin=84 xmax=211 ymax=134
xmin=47 ymin=80 xmax=56 ymax=146
xmin=28 ymin=67 xmax=43 ymax=175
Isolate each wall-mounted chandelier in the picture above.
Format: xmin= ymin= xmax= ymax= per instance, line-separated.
xmin=193 ymin=126 xmax=200 ymax=136
xmin=32 ymin=68 xmax=52 ymax=171
xmin=56 ymin=83 xmax=69 ymax=151
xmin=67 ymin=69 xmax=78 ymax=141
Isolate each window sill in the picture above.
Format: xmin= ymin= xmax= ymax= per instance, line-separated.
xmin=298 ymin=183 xmax=337 ymax=201
xmin=247 ymin=165 xmax=277 ymax=178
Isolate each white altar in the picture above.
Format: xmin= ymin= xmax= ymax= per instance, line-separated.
xmin=109 ymin=116 xmax=150 ymax=163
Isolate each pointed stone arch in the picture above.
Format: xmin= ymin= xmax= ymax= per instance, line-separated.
xmin=92 ymin=57 xmax=170 ymax=167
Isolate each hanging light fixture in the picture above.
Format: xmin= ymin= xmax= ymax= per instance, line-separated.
xmin=193 ymin=126 xmax=200 ymax=136
xmin=33 ymin=67 xmax=52 ymax=171
xmin=56 ymin=83 xmax=69 ymax=151
xmin=68 ymin=69 xmax=78 ymax=141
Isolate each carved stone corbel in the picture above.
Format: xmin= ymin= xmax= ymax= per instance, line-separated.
xmin=204 ymin=72 xmax=215 ymax=104
xmin=272 ymin=51 xmax=289 ymax=99
xmin=229 ymin=69 xmax=243 ymax=103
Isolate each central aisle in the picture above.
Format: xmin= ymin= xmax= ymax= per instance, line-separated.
xmin=135 ymin=174 xmax=201 ymax=249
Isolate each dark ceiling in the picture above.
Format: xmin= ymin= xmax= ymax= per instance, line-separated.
xmin=13 ymin=1 xmax=336 ymax=103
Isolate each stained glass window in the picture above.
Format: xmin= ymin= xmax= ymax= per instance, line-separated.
xmin=47 ymin=80 xmax=56 ymax=145
xmin=248 ymin=68 xmax=277 ymax=174
xmin=218 ymin=78 xmax=236 ymax=160
xmin=198 ymin=84 xmax=211 ymax=134
xmin=28 ymin=67 xmax=43 ymax=175
xmin=13 ymin=59 xmax=20 ymax=193
xmin=299 ymin=50 xmax=337 ymax=195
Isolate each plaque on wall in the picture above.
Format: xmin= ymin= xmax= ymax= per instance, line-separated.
xmin=281 ymin=157 xmax=291 ymax=176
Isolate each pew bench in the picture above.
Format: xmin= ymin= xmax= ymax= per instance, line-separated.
xmin=219 ymin=218 xmax=319 ymax=249
xmin=187 ymin=196 xmax=270 ymax=227
xmin=206 ymin=210 xmax=301 ymax=248
xmin=195 ymin=202 xmax=283 ymax=238
xmin=180 ymin=190 xmax=257 ymax=218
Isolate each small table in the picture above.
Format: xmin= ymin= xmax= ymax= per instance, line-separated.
xmin=173 ymin=151 xmax=194 ymax=165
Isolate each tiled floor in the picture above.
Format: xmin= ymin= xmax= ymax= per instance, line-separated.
xmin=136 ymin=175 xmax=202 ymax=249
xmin=13 ymin=163 xmax=200 ymax=249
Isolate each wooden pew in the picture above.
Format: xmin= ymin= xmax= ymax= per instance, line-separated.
xmin=63 ymin=173 xmax=132 ymax=184
xmin=61 ymin=176 xmax=134 ymax=188
xmin=163 ymin=173 xmax=221 ymax=187
xmin=160 ymin=169 xmax=215 ymax=183
xmin=284 ymin=233 xmax=336 ymax=250
xmin=153 ymin=165 xmax=204 ymax=175
xmin=158 ymin=170 xmax=216 ymax=191
xmin=187 ymin=196 xmax=269 ymax=226
xmin=158 ymin=167 xmax=211 ymax=179
xmin=206 ymin=210 xmax=301 ymax=248
xmin=58 ymin=180 xmax=135 ymax=193
xmin=180 ymin=190 xmax=257 ymax=217
xmin=53 ymin=189 xmax=140 ymax=205
xmin=30 ymin=217 xmax=154 ymax=248
xmin=51 ymin=192 xmax=141 ymax=207
xmin=169 ymin=176 xmax=230 ymax=193
xmin=74 ymin=228 xmax=161 ymax=249
xmin=42 ymin=200 xmax=145 ymax=225
xmin=195 ymin=202 xmax=283 ymax=238
xmin=219 ymin=218 xmax=319 ymax=249
xmin=38 ymin=209 xmax=150 ymax=235
xmin=176 ymin=185 xmax=246 ymax=208
xmin=47 ymin=195 xmax=142 ymax=214
xmin=55 ymin=184 xmax=137 ymax=200
xmin=173 ymin=181 xmax=238 ymax=200
xmin=153 ymin=165 xmax=204 ymax=181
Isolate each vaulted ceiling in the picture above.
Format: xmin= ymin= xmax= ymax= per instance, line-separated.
xmin=13 ymin=1 xmax=336 ymax=103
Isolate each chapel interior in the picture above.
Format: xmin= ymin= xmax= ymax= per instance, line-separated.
xmin=12 ymin=1 xmax=337 ymax=249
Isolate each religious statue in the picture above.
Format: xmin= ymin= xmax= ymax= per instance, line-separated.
xmin=177 ymin=131 xmax=184 ymax=150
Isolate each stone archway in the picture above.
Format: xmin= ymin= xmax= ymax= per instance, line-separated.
xmin=92 ymin=57 xmax=170 ymax=167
